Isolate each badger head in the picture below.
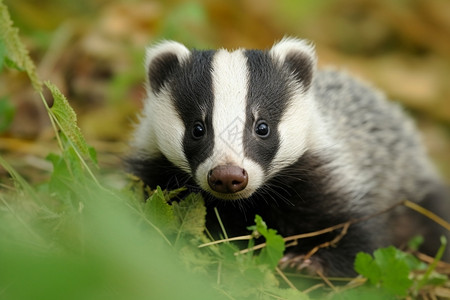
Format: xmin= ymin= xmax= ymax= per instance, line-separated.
xmin=131 ymin=38 xmax=321 ymax=200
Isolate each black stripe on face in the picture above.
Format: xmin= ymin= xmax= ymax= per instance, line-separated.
xmin=244 ymin=50 xmax=292 ymax=172
xmin=169 ymin=50 xmax=216 ymax=174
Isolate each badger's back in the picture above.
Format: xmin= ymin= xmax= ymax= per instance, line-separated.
xmin=313 ymin=69 xmax=441 ymax=207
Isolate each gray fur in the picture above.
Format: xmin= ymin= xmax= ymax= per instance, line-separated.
xmin=313 ymin=69 xmax=441 ymax=209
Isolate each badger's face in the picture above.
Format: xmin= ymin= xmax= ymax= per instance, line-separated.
xmin=132 ymin=38 xmax=318 ymax=200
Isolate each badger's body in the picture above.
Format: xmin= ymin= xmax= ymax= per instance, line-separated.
xmin=128 ymin=38 xmax=450 ymax=276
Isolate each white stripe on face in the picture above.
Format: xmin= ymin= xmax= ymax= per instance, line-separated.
xmin=195 ymin=49 xmax=264 ymax=200
xmin=212 ymin=49 xmax=248 ymax=164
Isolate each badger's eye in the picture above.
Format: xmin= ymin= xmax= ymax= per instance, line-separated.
xmin=255 ymin=120 xmax=270 ymax=138
xmin=191 ymin=122 xmax=205 ymax=139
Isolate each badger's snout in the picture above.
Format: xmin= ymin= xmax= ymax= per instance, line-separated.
xmin=207 ymin=165 xmax=248 ymax=194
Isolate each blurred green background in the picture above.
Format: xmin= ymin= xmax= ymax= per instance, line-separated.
xmin=1 ymin=0 xmax=450 ymax=182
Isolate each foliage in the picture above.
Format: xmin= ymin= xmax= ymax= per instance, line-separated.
xmin=46 ymin=81 xmax=97 ymax=164
xmin=0 ymin=0 xmax=41 ymax=91
xmin=355 ymin=246 xmax=417 ymax=297
xmin=350 ymin=241 xmax=449 ymax=299
xmin=248 ymin=215 xmax=286 ymax=269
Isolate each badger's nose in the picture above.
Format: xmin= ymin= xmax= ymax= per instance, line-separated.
xmin=208 ymin=165 xmax=248 ymax=194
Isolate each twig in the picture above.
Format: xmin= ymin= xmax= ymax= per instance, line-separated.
xmin=316 ymin=269 xmax=337 ymax=293
xmin=303 ymin=222 xmax=351 ymax=261
xmin=235 ymin=242 xmax=266 ymax=255
xmin=215 ymin=207 xmax=229 ymax=241
xmin=328 ymin=277 xmax=367 ymax=296
xmin=283 ymin=200 xmax=405 ymax=244
xmin=302 ymin=283 xmax=325 ymax=295
xmin=281 ymin=271 xmax=356 ymax=282
xmin=403 ymin=200 xmax=450 ymax=231
xmin=285 ymin=240 xmax=298 ymax=248
xmin=414 ymin=252 xmax=450 ymax=274
xmin=275 ymin=267 xmax=298 ymax=291
xmin=198 ymin=235 xmax=253 ymax=248
xmin=435 ymin=287 xmax=450 ymax=299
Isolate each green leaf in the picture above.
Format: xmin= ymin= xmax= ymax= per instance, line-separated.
xmin=144 ymin=186 xmax=175 ymax=231
xmin=355 ymin=246 xmax=413 ymax=297
xmin=252 ymin=215 xmax=285 ymax=269
xmin=378 ymin=259 xmax=412 ymax=296
xmin=373 ymin=246 xmax=402 ymax=270
xmin=374 ymin=247 xmax=413 ymax=296
xmin=46 ymin=81 xmax=97 ymax=164
xmin=0 ymin=2 xmax=42 ymax=91
xmin=46 ymin=152 xmax=73 ymax=200
xmin=354 ymin=252 xmax=381 ymax=285
xmin=166 ymin=187 xmax=187 ymax=200
xmin=45 ymin=145 xmax=87 ymax=202
xmin=172 ymin=193 xmax=206 ymax=241
xmin=251 ymin=214 xmax=268 ymax=235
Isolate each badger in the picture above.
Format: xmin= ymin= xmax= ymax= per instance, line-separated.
xmin=127 ymin=38 xmax=450 ymax=276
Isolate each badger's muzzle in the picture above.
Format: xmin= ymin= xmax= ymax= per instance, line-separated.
xmin=207 ymin=165 xmax=248 ymax=194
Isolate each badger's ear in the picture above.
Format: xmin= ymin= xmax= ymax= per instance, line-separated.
xmin=145 ymin=41 xmax=190 ymax=94
xmin=270 ymin=38 xmax=316 ymax=90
